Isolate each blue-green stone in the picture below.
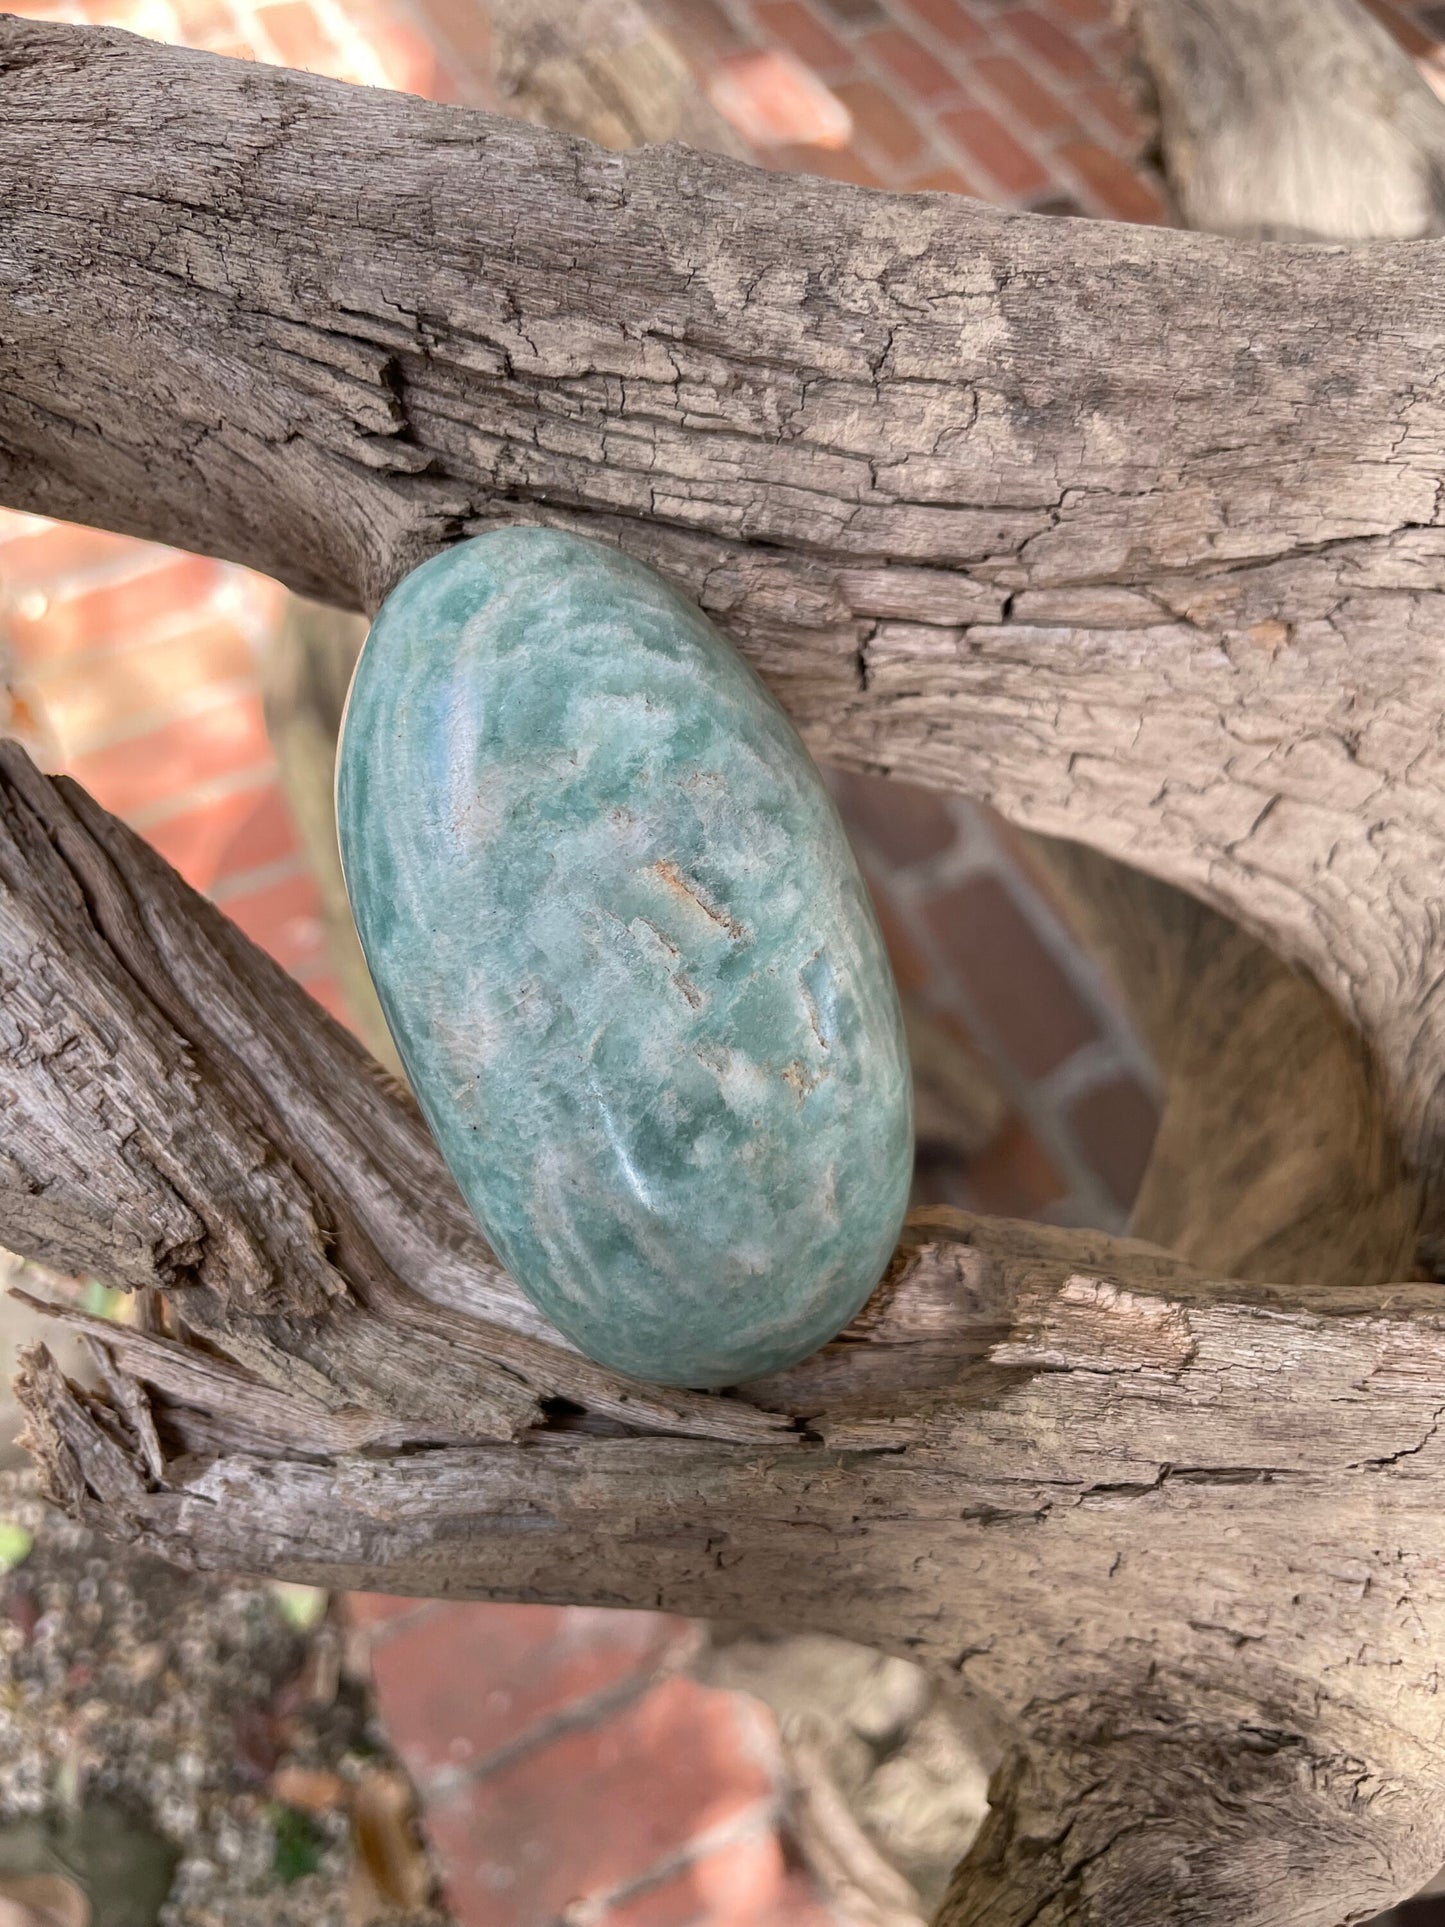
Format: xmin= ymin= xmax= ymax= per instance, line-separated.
xmin=337 ymin=528 xmax=913 ymax=1387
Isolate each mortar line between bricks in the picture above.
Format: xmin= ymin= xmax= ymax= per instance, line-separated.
xmin=418 ymin=1646 xmax=693 ymax=1801
xmin=0 ymin=548 xmax=207 ymax=619
xmin=887 ymin=829 xmax=996 ymax=896
xmin=849 ymin=27 xmax=1076 ymax=194
xmin=12 ymin=592 xmax=242 ymax=679
xmin=1032 ymin=1034 xmax=1137 ymax=1113
xmin=126 ymin=759 xmax=281 ymax=832
xmin=208 ymin=850 xmax=313 ymax=906
xmin=58 ymin=675 xmax=262 ymax=759
xmin=875 ymin=862 xmax=1133 ymax=1227
xmin=562 ymin=1799 xmax=783 ymax=1926
xmin=958 ymin=811 xmax=1164 ymax=1100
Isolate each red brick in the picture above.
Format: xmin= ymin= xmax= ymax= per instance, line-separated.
xmin=0 ymin=522 xmax=144 ymax=597
xmin=710 ymin=48 xmax=852 ymax=147
xmin=304 ymin=973 xmax=355 ymax=1027
xmin=1080 ymin=80 xmax=1146 ymax=148
xmin=897 ymin=0 xmax=984 ymax=48
xmin=599 ymin=1833 xmax=834 ymax=1926
xmin=363 ymin=11 xmax=453 ymax=97
xmin=214 ymin=868 xmax=326 ymax=975
xmin=145 ymin=780 xmax=298 ymax=894
xmin=403 ymin=0 xmax=494 ymax=100
xmin=754 ymin=0 xmax=852 ymax=76
xmin=972 ymin=51 xmax=1073 ymax=132
xmin=999 ymin=6 xmax=1101 ymax=81
xmin=1044 ymin=0 xmax=1109 ymax=22
xmin=1067 ymin=1074 xmax=1158 ymax=1209
xmin=347 ymin=1592 xmax=445 ymax=1635
xmin=832 ymin=75 xmax=929 ymax=164
xmin=835 ymin=769 xmax=958 ymax=867
xmin=1358 ymin=0 xmax=1435 ymax=56
xmin=655 ymin=0 xmax=755 ymax=54
xmin=426 ymin=1675 xmax=775 ymax=1925
xmin=75 ymin=0 xmax=147 ymax=20
xmin=964 ymin=1113 xmax=1066 ymax=1217
xmin=922 ymin=871 xmax=1099 ymax=1075
xmin=939 ymin=101 xmax=1051 ymax=197
xmin=30 ymin=618 xmax=253 ymax=756
xmin=69 ymin=695 xmax=272 ymax=820
xmin=170 ymin=0 xmax=241 ymax=43
xmin=862 ymin=24 xmax=960 ymax=100
xmin=769 ymin=141 xmax=884 ymax=186
xmin=370 ymin=1602 xmax=689 ymax=1778
xmin=907 ymin=163 xmax=978 ymax=195
xmin=7 ymin=554 xmax=225 ymax=666
xmin=210 ymin=785 xmax=303 ymax=884
xmin=862 ymin=870 xmax=932 ymax=998
xmin=403 ymin=0 xmax=489 ymax=49
xmin=255 ymin=0 xmax=344 ymax=70
xmin=1058 ymin=136 xmax=1165 ymax=224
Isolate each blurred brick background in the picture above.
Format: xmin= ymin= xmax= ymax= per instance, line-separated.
xmin=4 ymin=0 xmax=1445 ymax=1919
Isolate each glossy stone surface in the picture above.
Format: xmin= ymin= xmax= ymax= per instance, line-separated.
xmin=337 ymin=529 xmax=913 ymax=1386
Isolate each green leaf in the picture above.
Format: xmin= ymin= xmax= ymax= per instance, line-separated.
xmin=269 ymin=1805 xmax=325 ymax=1885
xmin=0 ymin=1523 xmax=34 ymax=1574
xmin=269 ymin=1582 xmax=327 ymax=1632
xmin=79 ymin=1282 xmax=123 ymax=1323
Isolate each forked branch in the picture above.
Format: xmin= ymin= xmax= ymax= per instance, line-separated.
xmin=6 ymin=14 xmax=1445 ymax=1920
xmin=6 ymin=18 xmax=1445 ymax=1204
xmin=3 ymin=749 xmax=1445 ymax=1927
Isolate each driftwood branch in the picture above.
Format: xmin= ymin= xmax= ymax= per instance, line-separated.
xmin=4 ymin=743 xmax=1445 ymax=1926
xmin=7 ymin=19 xmax=1445 ymax=1219
xmin=7 ymin=12 xmax=1445 ymax=1920
xmin=1127 ymin=0 xmax=1445 ymax=239
xmin=489 ymin=0 xmax=749 ymax=156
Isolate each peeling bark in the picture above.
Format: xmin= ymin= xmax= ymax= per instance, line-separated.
xmin=1 ymin=744 xmax=1445 ymax=1924
xmin=1127 ymin=0 xmax=1445 ymax=239
xmin=489 ymin=0 xmax=749 ymax=155
xmin=5 ymin=16 xmax=1445 ymax=1922
xmin=7 ymin=22 xmax=1445 ymax=1215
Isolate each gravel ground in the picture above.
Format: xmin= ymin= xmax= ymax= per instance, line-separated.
xmin=0 ymin=1470 xmax=452 ymax=1927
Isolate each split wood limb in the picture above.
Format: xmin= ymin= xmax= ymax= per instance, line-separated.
xmin=8 ymin=19 xmax=1445 ymax=1208
xmin=1126 ymin=0 xmax=1445 ymax=239
xmin=5 ymin=15 xmax=1445 ymax=1923
xmin=3 ymin=741 xmax=1444 ymax=1927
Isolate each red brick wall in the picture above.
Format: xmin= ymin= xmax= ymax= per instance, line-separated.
xmin=6 ymin=1 xmax=1445 ymax=1920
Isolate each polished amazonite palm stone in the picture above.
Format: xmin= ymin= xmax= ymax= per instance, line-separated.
xmin=337 ymin=528 xmax=913 ymax=1387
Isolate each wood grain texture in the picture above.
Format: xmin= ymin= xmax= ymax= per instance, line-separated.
xmin=6 ymin=14 xmax=1445 ymax=1920
xmin=1127 ymin=0 xmax=1445 ymax=238
xmin=2 ymin=741 xmax=1445 ymax=1926
xmin=6 ymin=19 xmax=1445 ymax=1220
xmin=490 ymin=0 xmax=750 ymax=156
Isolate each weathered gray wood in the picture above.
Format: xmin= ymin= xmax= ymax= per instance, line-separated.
xmin=490 ymin=0 xmax=750 ymax=155
xmin=6 ymin=20 xmax=1445 ymax=1231
xmin=0 ymin=745 xmax=787 ymax=1449
xmin=1032 ymin=837 xmax=1422 ymax=1288
xmin=1127 ymin=0 xmax=1445 ymax=239
xmin=7 ymin=15 xmax=1445 ymax=1920
xmin=1016 ymin=0 xmax=1445 ymax=1290
xmin=2 ymin=742 xmax=1445 ymax=1925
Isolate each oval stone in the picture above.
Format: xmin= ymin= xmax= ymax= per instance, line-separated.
xmin=337 ymin=528 xmax=913 ymax=1387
